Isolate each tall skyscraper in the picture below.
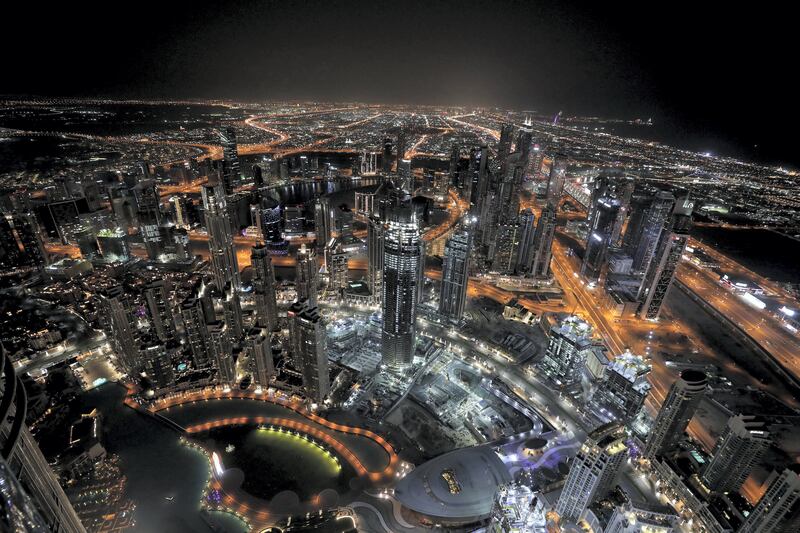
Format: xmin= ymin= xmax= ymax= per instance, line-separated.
xmin=739 ymin=466 xmax=800 ymax=533
xmin=591 ymin=351 xmax=651 ymax=422
xmin=497 ymin=124 xmax=513 ymax=167
xmin=314 ymin=196 xmax=333 ymax=254
xmin=621 ymin=193 xmax=653 ymax=254
xmin=219 ymin=127 xmax=240 ymax=195
xmin=470 ymin=145 xmax=490 ymax=211
xmin=141 ymin=339 xmax=175 ymax=390
xmin=202 ymin=184 xmax=240 ymax=290
xmin=397 ymin=159 xmax=412 ymax=191
xmin=99 ymin=285 xmax=138 ymax=375
xmin=221 ymin=283 xmax=244 ymax=342
xmin=581 ymin=196 xmax=620 ymax=281
xmin=382 ymin=138 xmax=393 ymax=174
xmin=180 ymin=293 xmax=210 ymax=368
xmin=449 ymin=144 xmax=460 ymax=189
xmin=556 ymin=423 xmax=628 ymax=522
xmin=367 ymin=216 xmax=384 ymax=301
xmin=644 ymin=369 xmax=707 ymax=459
xmin=529 ymin=203 xmax=557 ymax=278
xmin=396 ymin=130 xmax=407 ymax=165
xmin=637 ymin=197 xmax=693 ymax=320
xmin=326 ymin=240 xmax=349 ymax=295
xmin=702 ymin=414 xmax=770 ymax=493
xmin=207 ymin=321 xmax=235 ymax=385
xmin=251 ymin=244 xmax=278 ymax=331
xmin=546 ymin=156 xmax=567 ymax=207
xmin=132 ymin=180 xmax=162 ymax=260
xmin=604 ymin=500 xmax=677 ymax=533
xmin=381 ymin=196 xmax=422 ymax=368
xmin=295 ymin=244 xmax=318 ymax=306
xmin=439 ymin=230 xmax=471 ymax=323
xmin=540 ymin=316 xmax=594 ymax=387
xmin=289 ymin=302 xmax=329 ymax=404
xmin=144 ymin=279 xmax=175 ymax=342
xmin=245 ymin=327 xmax=274 ymax=389
xmin=0 ymin=345 xmax=87 ymax=533
xmin=631 ymin=191 xmax=675 ymax=273
xmin=515 ymin=208 xmax=537 ymax=274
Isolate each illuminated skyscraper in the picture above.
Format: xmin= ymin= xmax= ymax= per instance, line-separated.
xmin=546 ymin=156 xmax=567 ymax=207
xmin=221 ymin=283 xmax=244 ymax=342
xmin=631 ymin=191 xmax=675 ymax=274
xmin=207 ymin=321 xmax=235 ymax=385
xmin=439 ymin=230 xmax=471 ymax=323
xmin=0 ymin=345 xmax=87 ymax=533
xmin=591 ymin=351 xmax=651 ymax=422
xmin=202 ymin=184 xmax=240 ymax=290
xmin=180 ymin=293 xmax=210 ymax=369
xmin=314 ymin=196 xmax=333 ymax=255
xmin=326 ymin=239 xmax=348 ymax=295
xmin=381 ymin=196 xmax=422 ymax=368
xmin=251 ymin=244 xmax=278 ymax=331
xmin=529 ymin=203 xmax=557 ymax=278
xmin=515 ymin=208 xmax=537 ymax=274
xmin=644 ymin=369 xmax=707 ymax=459
xmin=702 ymin=414 xmax=770 ymax=493
xmin=397 ymin=159 xmax=412 ymax=191
xmin=132 ymin=180 xmax=162 ymax=260
xmin=141 ymin=339 xmax=175 ymax=390
xmin=396 ymin=130 xmax=406 ymax=165
xmin=367 ymin=216 xmax=384 ymax=301
xmin=289 ymin=302 xmax=328 ymax=403
xmin=739 ymin=466 xmax=800 ymax=533
xmin=540 ymin=315 xmax=594 ymax=387
xmin=99 ymin=285 xmax=138 ymax=375
xmin=637 ymin=197 xmax=693 ymax=320
xmin=556 ymin=423 xmax=628 ymax=522
xmin=581 ymin=196 xmax=620 ymax=281
xmin=219 ymin=127 xmax=240 ymax=195
xmin=245 ymin=327 xmax=274 ymax=389
xmin=295 ymin=244 xmax=318 ymax=306
xmin=144 ymin=279 xmax=175 ymax=342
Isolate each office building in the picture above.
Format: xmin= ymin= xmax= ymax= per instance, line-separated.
xmin=207 ymin=321 xmax=235 ymax=385
xmin=581 ymin=196 xmax=620 ymax=281
xmin=644 ymin=369 xmax=707 ymax=459
xmin=295 ymin=244 xmax=318 ymax=306
xmin=180 ymin=294 xmax=210 ymax=369
xmin=221 ymin=283 xmax=244 ymax=342
xmin=98 ymin=285 xmax=138 ymax=376
xmin=367 ymin=216 xmax=384 ymax=301
xmin=381 ymin=196 xmax=422 ymax=368
xmin=141 ymin=340 xmax=175 ymax=390
xmin=556 ymin=423 xmax=628 ymax=522
xmin=251 ymin=244 xmax=278 ymax=331
xmin=515 ymin=208 xmax=537 ymax=274
xmin=540 ymin=315 xmax=594 ymax=386
xmin=315 ymin=196 xmax=333 ymax=254
xmin=702 ymin=414 xmax=770 ymax=493
xmin=439 ymin=230 xmax=471 ymax=323
xmin=326 ymin=238 xmax=349 ymax=295
xmin=637 ymin=197 xmax=693 ymax=320
xmin=202 ymin=184 xmax=240 ymax=290
xmin=591 ymin=351 xmax=651 ymax=422
xmin=144 ymin=279 xmax=175 ymax=342
xmin=739 ymin=466 xmax=800 ymax=533
xmin=631 ymin=191 xmax=675 ymax=274
xmin=219 ymin=127 xmax=240 ymax=195
xmin=245 ymin=327 xmax=274 ymax=389
xmin=289 ymin=302 xmax=329 ymax=404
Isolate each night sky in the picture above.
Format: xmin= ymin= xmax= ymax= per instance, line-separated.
xmin=3 ymin=1 xmax=796 ymax=167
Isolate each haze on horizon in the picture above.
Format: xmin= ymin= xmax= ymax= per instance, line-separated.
xmin=2 ymin=0 xmax=796 ymax=167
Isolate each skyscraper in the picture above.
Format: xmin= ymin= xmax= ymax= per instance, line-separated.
xmin=295 ymin=244 xmax=318 ymax=306
xmin=514 ymin=208 xmax=537 ymax=274
xmin=99 ymin=285 xmax=138 ymax=376
xmin=397 ymin=159 xmax=412 ymax=191
xmin=591 ymin=351 xmax=651 ymax=422
xmin=540 ymin=316 xmax=594 ymax=387
xmin=581 ymin=196 xmax=620 ymax=282
xmin=141 ymin=339 xmax=175 ymax=390
xmin=251 ymin=244 xmax=278 ymax=331
xmin=314 ymin=196 xmax=333 ymax=254
xmin=0 ymin=345 xmax=87 ymax=533
xmin=245 ymin=327 xmax=274 ymax=389
xmin=367 ymin=215 xmax=384 ymax=301
xmin=180 ymin=293 xmax=210 ymax=369
xmin=221 ymin=283 xmax=244 ymax=342
xmin=382 ymin=137 xmax=393 ymax=174
xmin=546 ymin=156 xmax=567 ymax=207
xmin=529 ymin=203 xmax=557 ymax=278
xmin=702 ymin=414 xmax=770 ymax=493
xmin=556 ymin=423 xmax=628 ymax=522
xmin=631 ymin=191 xmax=675 ymax=274
xmin=381 ymin=196 xmax=422 ymax=368
xmin=439 ymin=230 xmax=471 ymax=323
xmin=289 ymin=302 xmax=329 ymax=404
xmin=219 ymin=127 xmax=240 ymax=195
xmin=637 ymin=197 xmax=693 ymax=320
xmin=396 ymin=130 xmax=406 ymax=165
xmin=739 ymin=466 xmax=800 ymax=533
xmin=132 ymin=180 xmax=162 ymax=260
xmin=144 ymin=279 xmax=175 ymax=342
xmin=207 ymin=321 xmax=235 ymax=385
xmin=644 ymin=369 xmax=707 ymax=459
xmin=202 ymin=184 xmax=240 ymax=290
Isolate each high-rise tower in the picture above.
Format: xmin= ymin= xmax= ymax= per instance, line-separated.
xmin=739 ymin=466 xmax=800 ymax=533
xmin=202 ymin=184 xmax=240 ymax=290
xmin=702 ymin=414 xmax=770 ymax=493
xmin=644 ymin=369 xmax=707 ymax=459
xmin=439 ymin=230 xmax=471 ymax=323
xmin=295 ymin=244 xmax=318 ymax=306
xmin=251 ymin=244 xmax=278 ymax=331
